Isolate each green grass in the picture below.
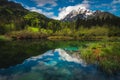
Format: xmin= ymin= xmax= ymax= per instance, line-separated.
xmin=0 ymin=35 xmax=11 ymax=41
xmin=7 ymin=30 xmax=48 ymax=40
xmin=27 ymin=27 xmax=39 ymax=32
xmin=48 ymin=36 xmax=73 ymax=40
xmin=80 ymin=42 xmax=120 ymax=74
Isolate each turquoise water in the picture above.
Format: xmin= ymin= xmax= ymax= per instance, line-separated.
xmin=0 ymin=49 xmax=120 ymax=80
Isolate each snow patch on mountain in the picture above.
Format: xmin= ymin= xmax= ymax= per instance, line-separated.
xmin=61 ymin=7 xmax=94 ymax=21
xmin=55 ymin=3 xmax=90 ymax=20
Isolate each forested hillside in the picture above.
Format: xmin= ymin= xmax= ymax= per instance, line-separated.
xmin=0 ymin=0 xmax=55 ymax=34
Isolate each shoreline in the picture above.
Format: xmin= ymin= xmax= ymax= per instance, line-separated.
xmin=1 ymin=35 xmax=120 ymax=41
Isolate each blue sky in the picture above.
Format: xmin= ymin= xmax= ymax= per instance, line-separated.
xmin=9 ymin=0 xmax=120 ymax=19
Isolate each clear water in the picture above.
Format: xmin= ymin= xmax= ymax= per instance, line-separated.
xmin=0 ymin=49 xmax=120 ymax=80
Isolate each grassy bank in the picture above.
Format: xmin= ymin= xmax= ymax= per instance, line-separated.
xmin=4 ymin=31 xmax=120 ymax=41
xmin=48 ymin=36 xmax=74 ymax=40
xmin=1 ymin=25 xmax=119 ymax=41
xmin=80 ymin=42 xmax=120 ymax=74
xmin=0 ymin=35 xmax=12 ymax=41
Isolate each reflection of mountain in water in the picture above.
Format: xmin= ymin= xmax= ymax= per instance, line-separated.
xmin=0 ymin=49 xmax=119 ymax=80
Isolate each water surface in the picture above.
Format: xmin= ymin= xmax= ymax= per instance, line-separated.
xmin=0 ymin=40 xmax=120 ymax=80
xmin=1 ymin=49 xmax=120 ymax=80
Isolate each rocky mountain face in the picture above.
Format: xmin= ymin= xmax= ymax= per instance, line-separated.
xmin=62 ymin=8 xmax=93 ymax=21
xmin=62 ymin=8 xmax=119 ymax=22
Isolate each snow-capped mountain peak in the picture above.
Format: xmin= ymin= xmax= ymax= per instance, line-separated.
xmin=62 ymin=7 xmax=93 ymax=21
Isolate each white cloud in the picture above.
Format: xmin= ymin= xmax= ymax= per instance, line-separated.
xmin=112 ymin=0 xmax=120 ymax=4
xmin=69 ymin=0 xmax=74 ymax=3
xmin=25 ymin=6 xmax=55 ymax=18
xmin=31 ymin=0 xmax=57 ymax=7
xmin=44 ymin=7 xmax=53 ymax=10
xmin=110 ymin=5 xmax=117 ymax=12
xmin=82 ymin=0 xmax=89 ymax=4
xmin=54 ymin=0 xmax=90 ymax=20
xmin=106 ymin=0 xmax=120 ymax=13
xmin=25 ymin=0 xmax=100 ymax=20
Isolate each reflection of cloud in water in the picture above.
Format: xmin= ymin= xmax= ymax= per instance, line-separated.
xmin=57 ymin=49 xmax=86 ymax=65
xmin=0 ymin=49 xmax=120 ymax=80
